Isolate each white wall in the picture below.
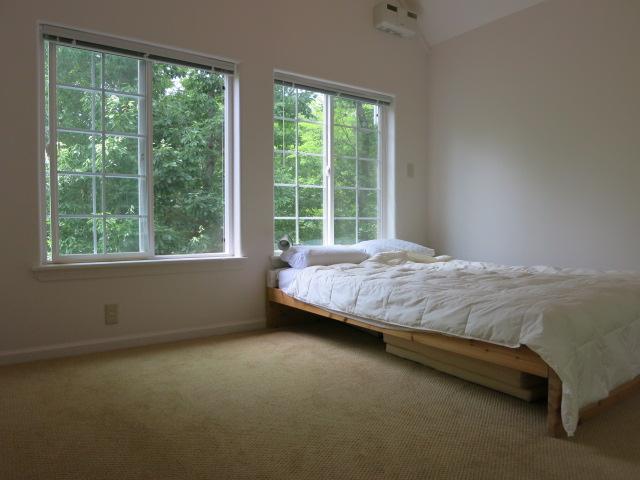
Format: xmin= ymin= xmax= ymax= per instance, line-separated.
xmin=0 ymin=0 xmax=430 ymax=357
xmin=425 ymin=0 xmax=640 ymax=269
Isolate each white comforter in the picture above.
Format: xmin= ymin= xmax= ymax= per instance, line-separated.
xmin=283 ymin=251 xmax=640 ymax=435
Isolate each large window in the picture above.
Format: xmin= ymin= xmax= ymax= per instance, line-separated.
xmin=273 ymin=78 xmax=389 ymax=249
xmin=41 ymin=26 xmax=235 ymax=262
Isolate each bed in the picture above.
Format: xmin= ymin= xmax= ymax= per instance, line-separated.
xmin=267 ymin=251 xmax=640 ymax=437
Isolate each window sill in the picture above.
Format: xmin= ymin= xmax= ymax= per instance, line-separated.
xmin=33 ymin=256 xmax=248 ymax=282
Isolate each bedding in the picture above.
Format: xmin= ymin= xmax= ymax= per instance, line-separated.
xmin=278 ymin=268 xmax=300 ymax=290
xmin=282 ymin=251 xmax=640 ymax=436
xmin=356 ymin=239 xmax=435 ymax=257
xmin=281 ymin=245 xmax=369 ymax=269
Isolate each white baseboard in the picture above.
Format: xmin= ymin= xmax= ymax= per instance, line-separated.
xmin=0 ymin=318 xmax=266 ymax=366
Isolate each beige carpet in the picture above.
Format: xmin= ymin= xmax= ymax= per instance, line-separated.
xmin=1 ymin=321 xmax=639 ymax=480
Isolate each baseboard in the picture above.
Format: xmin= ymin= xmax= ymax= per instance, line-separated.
xmin=0 ymin=318 xmax=266 ymax=366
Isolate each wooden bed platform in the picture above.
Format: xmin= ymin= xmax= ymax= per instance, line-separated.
xmin=267 ymin=287 xmax=640 ymax=437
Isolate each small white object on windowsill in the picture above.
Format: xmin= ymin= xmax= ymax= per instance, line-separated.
xmin=277 ymin=235 xmax=292 ymax=251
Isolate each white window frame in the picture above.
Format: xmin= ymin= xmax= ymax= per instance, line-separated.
xmin=39 ymin=25 xmax=238 ymax=264
xmin=273 ymin=73 xmax=392 ymax=249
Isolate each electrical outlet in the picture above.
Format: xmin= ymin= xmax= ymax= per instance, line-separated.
xmin=104 ymin=304 xmax=119 ymax=325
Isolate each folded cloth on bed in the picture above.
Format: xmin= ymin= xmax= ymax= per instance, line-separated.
xmin=282 ymin=251 xmax=640 ymax=436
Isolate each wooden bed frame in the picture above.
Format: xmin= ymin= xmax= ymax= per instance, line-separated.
xmin=267 ymin=287 xmax=640 ymax=437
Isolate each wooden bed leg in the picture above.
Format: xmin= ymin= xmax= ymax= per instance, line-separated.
xmin=547 ymin=368 xmax=565 ymax=438
xmin=266 ymin=300 xmax=310 ymax=328
xmin=266 ymin=301 xmax=287 ymax=328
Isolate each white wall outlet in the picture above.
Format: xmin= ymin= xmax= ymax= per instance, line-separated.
xmin=104 ymin=304 xmax=119 ymax=325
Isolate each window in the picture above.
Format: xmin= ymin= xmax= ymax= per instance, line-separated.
xmin=41 ymin=26 xmax=235 ymax=263
xmin=273 ymin=77 xmax=390 ymax=249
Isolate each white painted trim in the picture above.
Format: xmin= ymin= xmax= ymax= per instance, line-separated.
xmin=0 ymin=317 xmax=266 ymax=366
xmin=383 ymin=103 xmax=396 ymax=239
xmin=41 ymin=23 xmax=236 ymax=73
xmin=33 ymin=255 xmax=248 ymax=281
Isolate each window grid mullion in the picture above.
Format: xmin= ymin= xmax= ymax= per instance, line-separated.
xmin=58 ymin=127 xmax=145 ymax=139
xmin=57 ymin=171 xmax=145 ymax=179
xmin=376 ymin=106 xmax=383 ymax=239
xmin=59 ymin=213 xmax=146 ymax=219
xmin=56 ymin=82 xmax=145 ymax=99
xmin=355 ymin=105 xmax=360 ymax=244
xmin=294 ymin=88 xmax=300 ymax=245
xmin=325 ymin=94 xmax=333 ymax=246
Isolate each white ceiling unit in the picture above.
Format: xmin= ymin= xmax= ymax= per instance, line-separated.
xmin=374 ymin=1 xmax=419 ymax=38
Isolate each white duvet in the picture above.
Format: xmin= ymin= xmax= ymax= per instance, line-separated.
xmin=283 ymin=251 xmax=640 ymax=436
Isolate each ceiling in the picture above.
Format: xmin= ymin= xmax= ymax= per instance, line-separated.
xmin=412 ymin=0 xmax=546 ymax=46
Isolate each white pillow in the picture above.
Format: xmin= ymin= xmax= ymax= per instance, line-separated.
xmin=356 ymin=239 xmax=435 ymax=257
xmin=280 ymin=246 xmax=369 ymax=269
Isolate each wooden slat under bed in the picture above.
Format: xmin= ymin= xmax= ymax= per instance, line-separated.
xmin=267 ymin=287 xmax=640 ymax=437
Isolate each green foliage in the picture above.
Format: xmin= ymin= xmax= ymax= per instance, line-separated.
xmin=152 ymin=63 xmax=225 ymax=255
xmin=48 ymin=42 xmax=226 ymax=257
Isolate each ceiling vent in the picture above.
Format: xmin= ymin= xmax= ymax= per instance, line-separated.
xmin=374 ymin=1 xmax=418 ymax=38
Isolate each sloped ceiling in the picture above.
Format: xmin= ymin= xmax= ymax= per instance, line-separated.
xmin=415 ymin=0 xmax=546 ymax=46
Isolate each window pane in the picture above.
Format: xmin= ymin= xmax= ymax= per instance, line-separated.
xmin=275 ymin=219 xmax=296 ymax=247
xmin=358 ymin=190 xmax=378 ymax=218
xmin=57 ymin=132 xmax=100 ymax=172
xmin=104 ymin=54 xmax=140 ymax=94
xmin=298 ymin=122 xmax=323 ymax=154
xmin=334 ymin=219 xmax=356 ymax=245
xmin=153 ymin=63 xmax=226 ymax=255
xmin=105 ymin=217 xmax=140 ymax=253
xmin=105 ymin=95 xmax=140 ymax=134
xmin=273 ymin=119 xmax=284 ymax=151
xmin=104 ymin=177 xmax=139 ymax=215
xmin=298 ymin=187 xmax=322 ymax=217
xmin=57 ymin=88 xmax=102 ymax=131
xmin=59 ymin=217 xmax=96 ymax=255
xmin=358 ymin=130 xmax=377 ymax=159
xmin=58 ymin=174 xmax=100 ymax=215
xmin=274 ymin=186 xmax=296 ymax=217
xmin=283 ymin=86 xmax=296 ymax=118
xmin=273 ymin=120 xmax=297 ymax=152
xmin=278 ymin=120 xmax=296 ymax=152
xmin=274 ymin=152 xmax=295 ymax=185
xmin=298 ymin=155 xmax=323 ymax=186
xmin=105 ymin=136 xmax=141 ymax=174
xmin=334 ymin=126 xmax=356 ymax=157
xmin=273 ymin=84 xmax=284 ymax=117
xmin=358 ymin=160 xmax=377 ymax=189
xmin=297 ymin=90 xmax=324 ymax=123
xmin=334 ymin=157 xmax=356 ymax=187
xmin=358 ymin=103 xmax=377 ymax=130
xmin=333 ymin=98 xmax=356 ymax=127
xmin=335 ymin=188 xmax=356 ymax=217
xmin=56 ymin=45 xmax=101 ymax=88
xmin=299 ymin=220 xmax=323 ymax=245
xmin=358 ymin=220 xmax=378 ymax=242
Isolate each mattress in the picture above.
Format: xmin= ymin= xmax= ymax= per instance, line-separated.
xmin=278 ymin=268 xmax=300 ymax=290
xmin=282 ymin=250 xmax=640 ymax=436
